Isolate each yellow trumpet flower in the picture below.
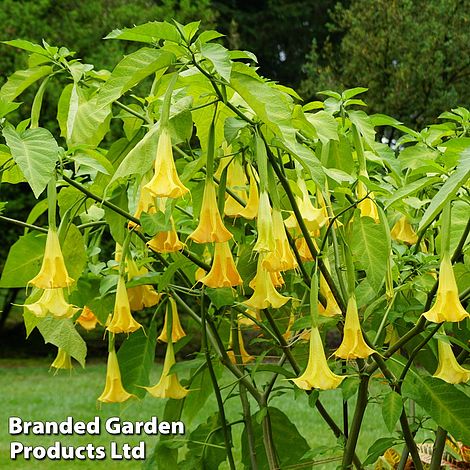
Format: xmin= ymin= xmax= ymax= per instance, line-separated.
xmin=199 ymin=241 xmax=243 ymax=288
xmin=144 ymin=340 xmax=189 ymax=399
xmin=334 ymin=295 xmax=375 ymax=359
xmin=224 ymin=158 xmax=249 ymax=217
xmin=244 ymin=254 xmax=290 ymax=310
xmin=25 ymin=288 xmax=79 ymax=319
xmin=128 ymin=186 xmax=156 ymax=229
xmin=194 ymin=246 xmax=212 ymax=282
xmin=254 ymin=191 xmax=275 ymax=253
xmin=29 ymin=228 xmax=74 ymax=289
xmin=291 ymin=326 xmax=344 ymax=390
xmin=158 ymin=298 xmax=186 ymax=343
xmin=51 ymin=348 xmax=73 ymax=371
xmin=107 ymin=276 xmax=142 ymax=334
xmin=357 ymin=179 xmax=380 ymax=223
xmin=98 ymin=350 xmax=135 ymax=403
xmin=238 ymin=165 xmax=259 ymax=220
xmin=188 ymin=181 xmax=232 ymax=243
xmin=238 ymin=309 xmax=262 ymax=327
xmin=391 ymin=216 xmax=418 ymax=245
xmin=143 ymin=127 xmax=189 ymax=199
xmin=227 ymin=323 xmax=253 ymax=365
xmin=126 ymin=258 xmax=161 ymax=311
xmin=433 ymin=338 xmax=470 ymax=384
xmin=295 ymin=237 xmax=317 ymax=262
xmin=147 ymin=217 xmax=184 ymax=253
xmin=76 ymin=306 xmax=99 ymax=330
xmin=422 ymin=254 xmax=469 ymax=323
xmin=319 ymin=262 xmax=341 ymax=317
xmin=263 ymin=209 xmax=297 ymax=272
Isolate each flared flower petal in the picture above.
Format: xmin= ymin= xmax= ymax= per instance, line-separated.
xmin=188 ymin=181 xmax=232 ymax=243
xmin=147 ymin=219 xmax=185 ymax=253
xmin=263 ymin=209 xmax=297 ymax=272
xmin=291 ymin=326 xmax=344 ymax=390
xmin=143 ymin=127 xmax=189 ymax=199
xmin=51 ymin=348 xmax=73 ymax=371
xmin=433 ymin=338 xmax=470 ymax=384
xmin=390 ymin=215 xmax=418 ymax=245
xmin=422 ymin=254 xmax=469 ymax=323
xmin=98 ymin=350 xmax=135 ymax=403
xmin=223 ymin=157 xmax=249 ymax=217
xmin=107 ymin=276 xmax=142 ymax=334
xmin=199 ymin=241 xmax=243 ymax=288
xmin=244 ymin=255 xmax=290 ymax=310
xmin=76 ymin=306 xmax=99 ymax=330
xmin=25 ymin=288 xmax=79 ymax=319
xmin=144 ymin=340 xmax=189 ymax=399
xmin=334 ymin=295 xmax=375 ymax=359
xmin=158 ymin=298 xmax=186 ymax=343
xmin=29 ymin=229 xmax=74 ymax=289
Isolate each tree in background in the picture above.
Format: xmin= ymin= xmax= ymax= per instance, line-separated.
xmin=300 ymin=0 xmax=470 ymax=127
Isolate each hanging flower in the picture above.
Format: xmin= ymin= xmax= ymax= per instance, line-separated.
xmin=238 ymin=308 xmax=262 ymax=327
xmin=144 ymin=127 xmax=189 ymax=199
xmin=238 ymin=165 xmax=259 ymax=220
xmin=144 ymin=340 xmax=189 ymax=399
xmin=319 ymin=265 xmax=341 ymax=317
xmin=158 ymin=298 xmax=186 ymax=343
xmin=422 ymin=254 xmax=469 ymax=323
xmin=295 ymin=237 xmax=316 ymax=262
xmin=291 ymin=326 xmax=344 ymax=390
xmin=244 ymin=254 xmax=290 ymax=310
xmin=98 ymin=350 xmax=135 ymax=403
xmin=29 ymin=228 xmax=74 ymax=289
xmin=334 ymin=295 xmax=375 ymax=359
xmin=254 ymin=191 xmax=275 ymax=253
xmin=126 ymin=258 xmax=161 ymax=311
xmin=25 ymin=288 xmax=79 ymax=319
xmin=50 ymin=348 xmax=73 ymax=371
xmin=433 ymin=338 xmax=470 ymax=384
xmin=283 ymin=309 xmax=296 ymax=340
xmin=194 ymin=246 xmax=212 ymax=282
xmin=128 ymin=185 xmax=156 ymax=229
xmin=76 ymin=306 xmax=99 ymax=330
xmin=227 ymin=323 xmax=253 ymax=365
xmin=391 ymin=216 xmax=418 ymax=245
xmin=199 ymin=241 xmax=243 ymax=288
xmin=357 ymin=179 xmax=380 ymax=223
xmin=263 ymin=209 xmax=297 ymax=272
xmin=224 ymin=157 xmax=249 ymax=217
xmin=188 ymin=181 xmax=232 ymax=243
xmin=147 ymin=218 xmax=185 ymax=253
xmin=107 ymin=276 xmax=142 ymax=334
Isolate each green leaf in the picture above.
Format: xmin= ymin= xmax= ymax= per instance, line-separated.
xmin=0 ymin=97 xmax=21 ymax=119
xmin=2 ymin=126 xmax=58 ymax=198
xmin=364 ymin=437 xmax=398 ymax=465
xmin=384 ymin=176 xmax=441 ymax=208
xmin=118 ymin=318 xmax=158 ymax=398
xmin=141 ymin=211 xmax=172 ymax=236
xmin=382 ymin=391 xmax=403 ymax=433
xmin=105 ymin=21 xmax=180 ymax=43
xmin=2 ymin=39 xmax=49 ymax=56
xmin=205 ymin=287 xmax=235 ymax=309
xmin=0 ymin=233 xmax=46 ymax=288
xmin=342 ymin=87 xmax=368 ymax=100
xmin=62 ymin=224 xmax=87 ymax=282
xmin=349 ymin=110 xmax=376 ymax=148
xmin=97 ymin=48 xmax=175 ymax=107
xmin=0 ymin=65 xmax=52 ymax=102
xmin=402 ymin=374 xmax=470 ymax=443
xmin=305 ymin=110 xmax=339 ymax=144
xmin=200 ymin=43 xmax=232 ymax=82
xmin=37 ymin=317 xmax=87 ymax=367
xmin=111 ymin=124 xmax=159 ymax=183
xmin=350 ymin=216 xmax=389 ymax=290
xmin=418 ymin=156 xmax=470 ymax=233
xmin=241 ymin=407 xmax=309 ymax=469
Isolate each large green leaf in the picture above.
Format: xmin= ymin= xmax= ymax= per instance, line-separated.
xmin=349 ymin=110 xmax=376 ymax=149
xmin=200 ymin=43 xmax=232 ymax=82
xmin=105 ymin=21 xmax=180 ymax=43
xmin=305 ymin=110 xmax=339 ymax=144
xmin=0 ymin=65 xmax=52 ymax=101
xmin=381 ymin=391 xmax=403 ymax=433
xmin=62 ymin=224 xmax=87 ymax=282
xmin=351 ymin=216 xmax=389 ymax=290
xmin=384 ymin=175 xmax=441 ymax=208
xmin=117 ymin=318 xmax=158 ymax=398
xmin=37 ymin=317 xmax=87 ymax=367
xmin=2 ymin=126 xmax=59 ymax=198
xmin=97 ymin=48 xmax=175 ymax=107
xmin=418 ymin=155 xmax=470 ymax=233
xmin=0 ymin=233 xmax=46 ymax=288
xmin=241 ymin=407 xmax=309 ymax=469
xmin=402 ymin=374 xmax=470 ymax=444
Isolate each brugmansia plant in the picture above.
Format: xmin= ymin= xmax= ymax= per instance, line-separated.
xmin=0 ymin=20 xmax=469 ymax=470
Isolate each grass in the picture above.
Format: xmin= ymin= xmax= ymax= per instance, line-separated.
xmin=0 ymin=358 xmax=427 ymax=470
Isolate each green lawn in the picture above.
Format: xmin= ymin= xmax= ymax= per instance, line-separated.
xmin=0 ymin=358 xmax=426 ymax=469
